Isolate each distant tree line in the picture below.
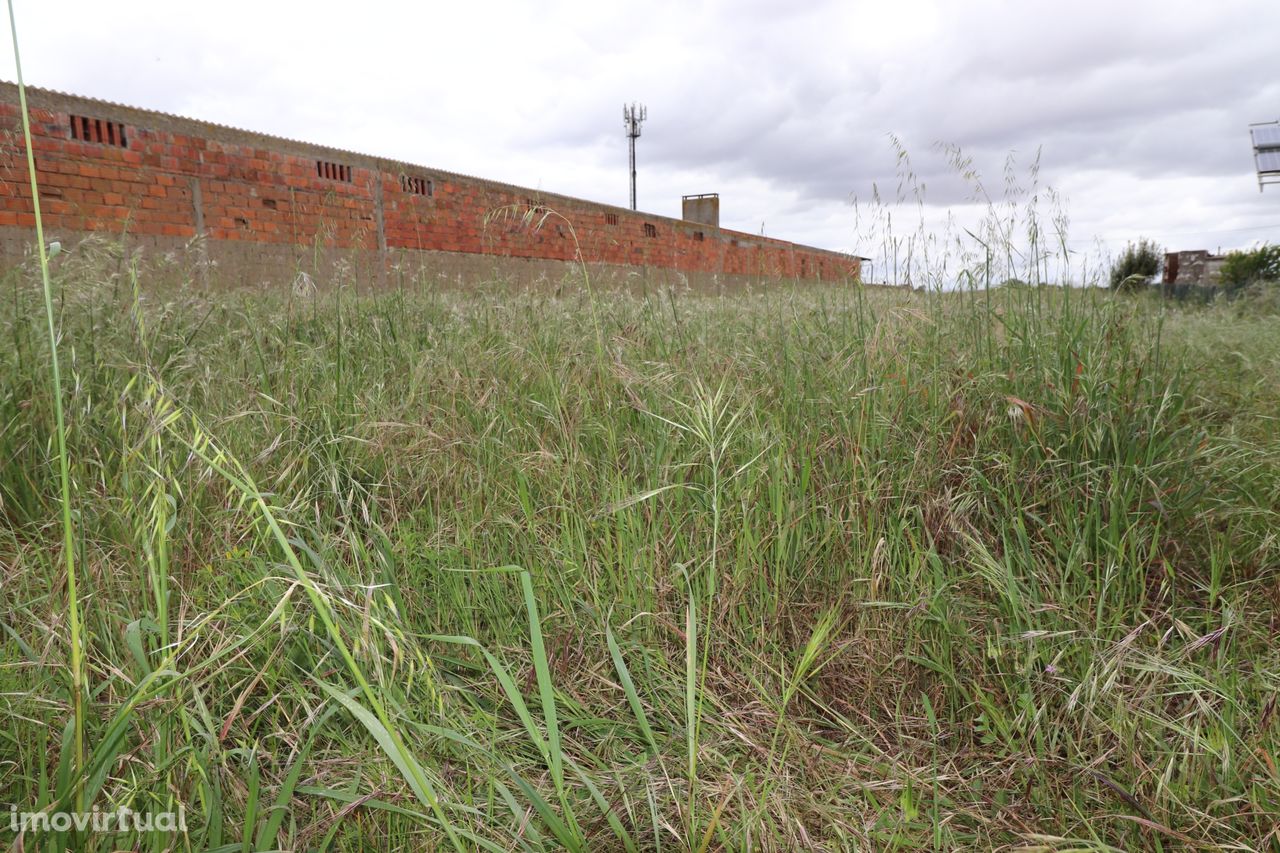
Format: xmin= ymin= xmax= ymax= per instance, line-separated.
xmin=1110 ymin=240 xmax=1280 ymax=299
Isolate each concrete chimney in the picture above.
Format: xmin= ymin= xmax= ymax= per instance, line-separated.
xmin=681 ymin=193 xmax=719 ymax=228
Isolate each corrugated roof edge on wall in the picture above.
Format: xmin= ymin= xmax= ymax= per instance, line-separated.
xmin=0 ymin=80 xmax=855 ymax=261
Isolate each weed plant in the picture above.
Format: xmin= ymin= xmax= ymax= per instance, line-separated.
xmin=3 ymin=29 xmax=1280 ymax=851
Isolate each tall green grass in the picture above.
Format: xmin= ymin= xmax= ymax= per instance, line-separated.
xmin=3 ymin=29 xmax=1279 ymax=844
xmin=2 ymin=247 xmax=1279 ymax=849
xmin=6 ymin=0 xmax=85 ymax=821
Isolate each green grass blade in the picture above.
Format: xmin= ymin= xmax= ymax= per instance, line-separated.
xmin=606 ymin=623 xmax=660 ymax=758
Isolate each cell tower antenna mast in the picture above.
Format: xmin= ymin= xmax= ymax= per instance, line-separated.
xmin=624 ymin=103 xmax=647 ymax=210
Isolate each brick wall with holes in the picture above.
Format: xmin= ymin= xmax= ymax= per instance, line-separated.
xmin=0 ymin=84 xmax=859 ymax=285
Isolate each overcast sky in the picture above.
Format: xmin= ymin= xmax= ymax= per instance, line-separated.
xmin=4 ymin=0 xmax=1279 ymax=280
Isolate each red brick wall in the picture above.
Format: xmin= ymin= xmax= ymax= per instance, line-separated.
xmin=0 ymin=84 xmax=859 ymax=285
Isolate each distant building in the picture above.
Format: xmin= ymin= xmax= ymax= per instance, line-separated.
xmin=0 ymin=83 xmax=860 ymax=290
xmin=1164 ymin=250 xmax=1226 ymax=290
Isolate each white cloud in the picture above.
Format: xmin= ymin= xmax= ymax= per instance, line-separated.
xmin=3 ymin=0 xmax=1278 ymax=270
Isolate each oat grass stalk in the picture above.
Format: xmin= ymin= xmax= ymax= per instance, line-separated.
xmin=5 ymin=0 xmax=86 ymax=811
xmin=484 ymin=202 xmax=604 ymax=362
xmin=143 ymin=385 xmax=467 ymax=850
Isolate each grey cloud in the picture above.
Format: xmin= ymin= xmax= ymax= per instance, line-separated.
xmin=4 ymin=0 xmax=1279 ymax=259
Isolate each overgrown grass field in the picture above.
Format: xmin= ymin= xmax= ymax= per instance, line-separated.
xmin=2 ymin=264 xmax=1279 ymax=850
